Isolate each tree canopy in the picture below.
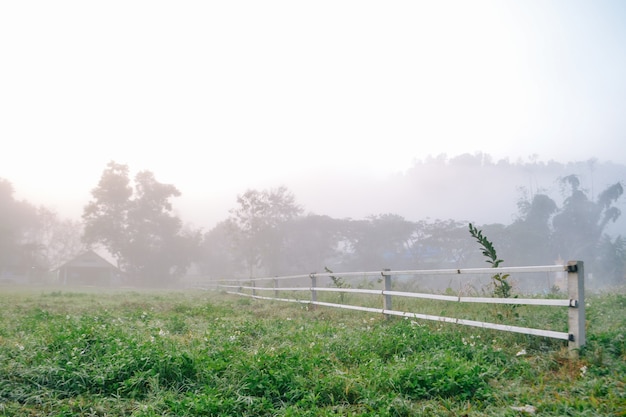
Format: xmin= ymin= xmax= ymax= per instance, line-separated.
xmin=228 ymin=186 xmax=303 ymax=276
xmin=82 ymin=161 xmax=201 ymax=285
xmin=2 ymin=155 xmax=625 ymax=289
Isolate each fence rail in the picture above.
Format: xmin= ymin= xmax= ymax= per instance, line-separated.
xmin=197 ymin=261 xmax=586 ymax=354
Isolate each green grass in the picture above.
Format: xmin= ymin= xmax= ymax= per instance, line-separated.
xmin=0 ymin=286 xmax=624 ymax=416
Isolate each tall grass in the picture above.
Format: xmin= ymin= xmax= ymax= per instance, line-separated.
xmin=0 ymin=286 xmax=624 ymax=416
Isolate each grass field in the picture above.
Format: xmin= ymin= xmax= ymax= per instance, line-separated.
xmin=0 ymin=286 xmax=624 ymax=416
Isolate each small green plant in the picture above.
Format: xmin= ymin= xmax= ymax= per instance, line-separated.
xmin=468 ymin=224 xmax=520 ymax=320
xmin=325 ymin=266 xmax=350 ymax=303
xmin=468 ymin=223 xmax=513 ymax=299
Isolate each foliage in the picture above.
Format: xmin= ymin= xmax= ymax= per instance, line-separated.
xmin=0 ymin=179 xmax=87 ymax=283
xmin=468 ymin=223 xmax=513 ymax=299
xmin=507 ymin=193 xmax=558 ymax=265
xmin=553 ymin=175 xmax=623 ymax=263
xmin=197 ymin=220 xmax=241 ymax=279
xmin=324 ymin=266 xmax=350 ymax=303
xmin=228 ymin=186 xmax=303 ymax=276
xmin=343 ymin=214 xmax=417 ymax=270
xmin=0 ymin=288 xmax=624 ymax=416
xmin=82 ymin=161 xmax=201 ymax=285
xmin=280 ymin=214 xmax=344 ymax=275
xmin=595 ymin=235 xmax=626 ymax=286
xmin=23 ymin=206 xmax=86 ymax=270
xmin=0 ymin=179 xmax=47 ymax=280
xmin=411 ymin=219 xmax=475 ymax=269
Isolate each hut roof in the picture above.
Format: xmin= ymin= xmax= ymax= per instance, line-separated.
xmin=57 ymin=250 xmax=118 ymax=270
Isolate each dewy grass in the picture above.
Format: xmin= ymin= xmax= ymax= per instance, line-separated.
xmin=0 ymin=287 xmax=624 ymax=416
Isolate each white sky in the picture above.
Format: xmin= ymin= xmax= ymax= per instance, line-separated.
xmin=2 ymin=1 xmax=625 ymax=228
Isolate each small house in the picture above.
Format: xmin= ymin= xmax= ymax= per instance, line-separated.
xmin=57 ymin=250 xmax=121 ymax=286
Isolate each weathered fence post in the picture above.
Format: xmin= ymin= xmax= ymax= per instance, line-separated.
xmin=310 ymin=273 xmax=317 ymax=310
xmin=382 ymin=268 xmax=392 ymax=318
xmin=567 ymin=260 xmax=586 ymax=357
xmin=273 ymin=278 xmax=279 ymax=298
xmin=251 ymin=279 xmax=256 ymax=297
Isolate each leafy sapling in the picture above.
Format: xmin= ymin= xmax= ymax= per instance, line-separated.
xmin=468 ymin=224 xmax=518 ymax=318
xmin=325 ymin=266 xmax=350 ymax=303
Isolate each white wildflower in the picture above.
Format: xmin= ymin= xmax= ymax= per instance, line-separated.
xmin=462 ymin=337 xmax=475 ymax=347
xmin=510 ymin=404 xmax=536 ymax=414
xmin=580 ymin=365 xmax=588 ymax=377
xmin=516 ymin=349 xmax=527 ymax=357
xmin=158 ymin=329 xmax=166 ymax=336
xmin=16 ymin=343 xmax=24 ymax=351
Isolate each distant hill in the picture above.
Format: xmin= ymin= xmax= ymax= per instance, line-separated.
xmin=293 ymin=153 xmax=626 ymax=237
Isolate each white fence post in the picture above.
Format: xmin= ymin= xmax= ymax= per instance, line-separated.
xmin=568 ymin=260 xmax=586 ymax=356
xmin=310 ymin=273 xmax=317 ymax=310
xmin=382 ymin=268 xmax=392 ymax=318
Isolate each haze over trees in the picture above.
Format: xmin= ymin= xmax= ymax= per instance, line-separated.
xmin=227 ymin=186 xmax=303 ymax=277
xmin=1 ymin=154 xmax=625 ymax=288
xmin=82 ymin=162 xmax=201 ymax=285
xmin=0 ymin=179 xmax=84 ymax=281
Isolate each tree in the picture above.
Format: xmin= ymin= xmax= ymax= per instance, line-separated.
xmin=552 ymin=175 xmax=623 ymax=261
xmin=83 ymin=161 xmax=201 ymax=285
xmin=198 ymin=220 xmax=241 ymax=279
xmin=549 ymin=175 xmax=624 ymax=285
xmin=506 ymin=193 xmax=558 ymax=265
xmin=228 ymin=186 xmax=302 ymax=276
xmin=343 ymin=214 xmax=416 ymax=270
xmin=82 ymin=162 xmax=132 ymax=263
xmin=595 ymin=235 xmax=626 ymax=286
xmin=23 ymin=206 xmax=86 ymax=270
xmin=0 ymin=179 xmax=41 ymax=281
xmin=411 ymin=219 xmax=474 ymax=269
xmin=279 ymin=214 xmax=343 ymax=275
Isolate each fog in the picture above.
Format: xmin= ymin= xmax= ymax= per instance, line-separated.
xmin=174 ymin=155 xmax=626 ymax=235
xmin=3 ymin=153 xmax=625 ymax=292
xmin=2 ymin=2 xmax=626 ymax=289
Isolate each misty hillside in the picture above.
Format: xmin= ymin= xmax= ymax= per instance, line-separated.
xmin=293 ymin=154 xmax=626 ymax=236
xmin=2 ymin=154 xmax=625 ymax=289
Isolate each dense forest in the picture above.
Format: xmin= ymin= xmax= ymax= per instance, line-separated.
xmin=1 ymin=154 xmax=624 ymax=289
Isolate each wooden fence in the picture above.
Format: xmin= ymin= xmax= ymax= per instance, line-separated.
xmin=198 ymin=261 xmax=585 ymax=354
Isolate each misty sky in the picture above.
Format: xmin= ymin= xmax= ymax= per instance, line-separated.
xmin=2 ymin=1 xmax=626 ymax=228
